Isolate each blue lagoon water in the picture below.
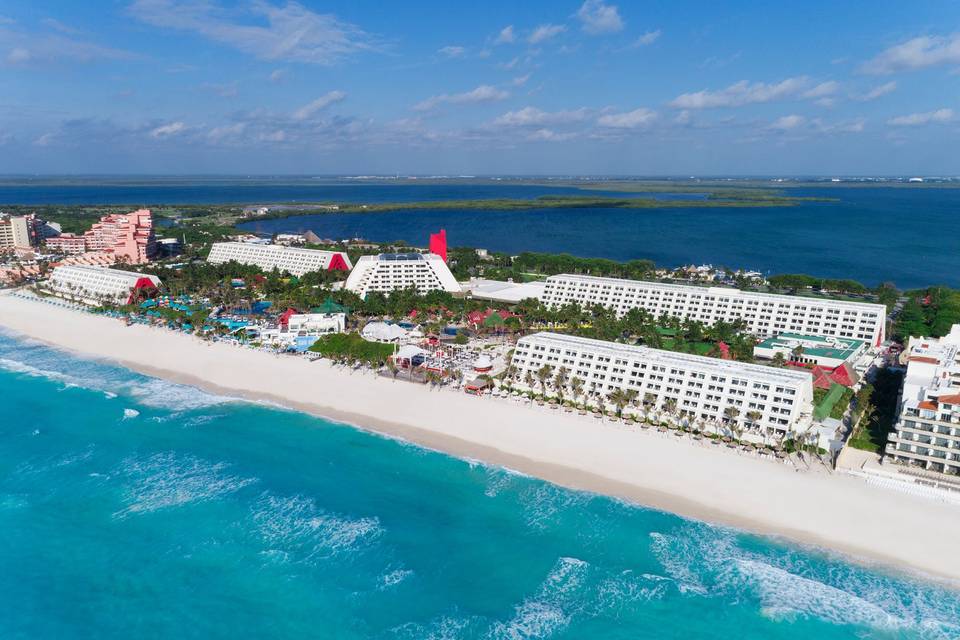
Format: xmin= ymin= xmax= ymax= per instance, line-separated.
xmin=239 ymin=187 xmax=960 ymax=289
xmin=1 ymin=178 xmax=957 ymax=288
xmin=1 ymin=330 xmax=959 ymax=639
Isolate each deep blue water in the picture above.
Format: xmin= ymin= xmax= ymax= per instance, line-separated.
xmin=2 ymin=329 xmax=959 ymax=639
xmin=1 ymin=178 xmax=957 ymax=288
xmin=239 ymin=187 xmax=960 ymax=289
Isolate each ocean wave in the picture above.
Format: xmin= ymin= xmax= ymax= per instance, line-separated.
xmin=488 ymin=557 xmax=590 ymax=640
xmin=114 ymin=452 xmax=257 ymax=518
xmin=647 ymin=522 xmax=960 ymax=638
xmin=518 ymin=483 xmax=591 ymax=532
xmin=250 ymin=493 xmax=382 ymax=564
xmin=378 ymin=567 xmax=414 ymax=590
xmin=389 ymin=615 xmax=483 ymax=640
xmin=0 ymin=339 xmax=233 ymax=413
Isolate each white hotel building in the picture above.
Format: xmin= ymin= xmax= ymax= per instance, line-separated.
xmin=512 ymin=332 xmax=815 ymax=437
xmin=539 ymin=274 xmax=886 ymax=346
xmin=885 ymin=324 xmax=960 ymax=476
xmin=344 ymin=253 xmax=460 ymax=298
xmin=206 ymin=242 xmax=352 ymax=277
xmin=47 ymin=265 xmax=162 ymax=305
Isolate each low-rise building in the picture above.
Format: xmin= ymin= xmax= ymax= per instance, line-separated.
xmin=45 ymin=233 xmax=88 ymax=255
xmin=885 ymin=324 xmax=960 ymax=476
xmin=512 ymin=331 xmax=815 ymax=438
xmin=207 ymin=241 xmax=352 ymax=276
xmin=259 ymin=312 xmax=346 ymax=346
xmin=461 ymin=278 xmax=546 ymax=304
xmin=46 ymin=265 xmax=162 ymax=306
xmin=344 ymin=252 xmax=460 ymax=298
xmin=753 ymin=333 xmax=868 ymax=369
xmin=539 ymin=274 xmax=886 ymax=346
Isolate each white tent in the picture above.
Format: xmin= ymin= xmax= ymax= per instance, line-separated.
xmin=396 ymin=344 xmax=428 ymax=360
xmin=361 ymin=321 xmax=409 ymax=342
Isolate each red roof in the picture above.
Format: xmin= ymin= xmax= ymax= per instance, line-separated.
xmin=918 ymin=400 xmax=937 ymax=411
xmin=829 ymin=363 xmax=857 ymax=388
xmin=938 ymin=393 xmax=960 ymax=405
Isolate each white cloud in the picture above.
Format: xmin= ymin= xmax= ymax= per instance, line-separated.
xmin=801 ymin=81 xmax=838 ymax=99
xmin=576 ymin=0 xmax=624 ymax=35
xmin=33 ymin=132 xmax=55 ymax=146
xmin=862 ymin=34 xmax=960 ymax=74
xmin=670 ymin=76 xmax=811 ymax=109
xmin=414 ymin=85 xmax=509 ymax=111
xmin=438 ymin=45 xmax=465 ymax=58
xmin=293 ymin=90 xmax=347 ymax=120
xmin=768 ymin=114 xmax=805 ymax=131
xmin=128 ymin=0 xmax=379 ymax=65
xmin=858 ymin=81 xmax=896 ymax=101
xmin=150 ymin=121 xmax=186 ymax=138
xmin=269 ymin=68 xmax=287 ymax=83
xmin=630 ymin=30 xmax=660 ymax=47
xmin=887 ymin=108 xmax=954 ymax=126
xmin=527 ymin=128 xmax=575 ymax=142
xmin=511 ymin=73 xmax=531 ymax=86
xmin=495 ymin=25 xmax=515 ymax=45
xmin=528 ymin=24 xmax=566 ymax=44
xmin=1 ymin=23 xmax=132 ymax=65
xmin=597 ymin=107 xmax=656 ymax=129
xmin=492 ymin=106 xmax=591 ymax=127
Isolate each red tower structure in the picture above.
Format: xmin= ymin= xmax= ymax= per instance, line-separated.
xmin=429 ymin=229 xmax=448 ymax=262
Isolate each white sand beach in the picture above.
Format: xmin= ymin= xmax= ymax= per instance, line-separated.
xmin=2 ymin=291 xmax=960 ymax=583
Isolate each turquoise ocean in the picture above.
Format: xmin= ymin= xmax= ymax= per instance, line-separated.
xmin=2 ymin=329 xmax=960 ymax=639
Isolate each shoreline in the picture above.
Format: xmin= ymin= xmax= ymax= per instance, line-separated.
xmin=2 ymin=292 xmax=960 ymax=586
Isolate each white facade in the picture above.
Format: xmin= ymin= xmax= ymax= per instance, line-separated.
xmin=207 ymin=242 xmax=352 ymax=276
xmin=461 ymin=278 xmax=546 ymax=304
xmin=0 ymin=214 xmax=34 ymax=249
xmin=260 ymin=313 xmax=346 ymax=345
xmin=345 ymin=253 xmax=460 ymax=298
xmin=885 ymin=324 xmax=960 ymax=476
xmin=512 ymin=332 xmax=814 ymax=437
xmin=539 ymin=274 xmax=886 ymax=345
xmin=47 ymin=265 xmax=162 ymax=305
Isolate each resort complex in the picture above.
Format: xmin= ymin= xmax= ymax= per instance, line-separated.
xmin=344 ymin=252 xmax=460 ymax=298
xmin=885 ymin=324 xmax=960 ymax=476
xmin=753 ymin=333 xmax=869 ymax=370
xmin=40 ymin=209 xmax=157 ymax=265
xmin=0 ymin=213 xmax=40 ymax=250
xmin=46 ymin=265 xmax=162 ymax=306
xmin=538 ymin=274 xmax=887 ymax=346
xmin=206 ymin=241 xmax=352 ymax=276
xmin=512 ymin=332 xmax=815 ymax=440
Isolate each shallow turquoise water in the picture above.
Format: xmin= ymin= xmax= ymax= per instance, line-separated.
xmin=1 ymin=330 xmax=958 ymax=639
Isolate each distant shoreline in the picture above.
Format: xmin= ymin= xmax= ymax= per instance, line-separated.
xmin=2 ymin=291 xmax=960 ymax=586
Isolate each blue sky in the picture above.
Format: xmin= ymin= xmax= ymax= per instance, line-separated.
xmin=2 ymin=0 xmax=959 ymax=175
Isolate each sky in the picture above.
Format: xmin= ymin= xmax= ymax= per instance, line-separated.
xmin=2 ymin=0 xmax=960 ymax=175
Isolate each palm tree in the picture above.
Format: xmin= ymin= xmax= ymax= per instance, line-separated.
xmin=723 ymin=406 xmax=740 ymax=428
xmin=524 ymin=370 xmax=536 ymax=391
xmin=662 ymin=397 xmax=678 ymax=425
xmin=553 ymin=366 xmax=570 ymax=402
xmin=570 ymin=376 xmax=585 ymax=407
xmin=535 ymin=364 xmax=553 ymax=398
xmin=607 ymin=389 xmax=629 ymax=418
xmin=745 ymin=410 xmax=762 ymax=433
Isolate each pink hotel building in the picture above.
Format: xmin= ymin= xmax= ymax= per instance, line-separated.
xmin=46 ymin=209 xmax=157 ymax=264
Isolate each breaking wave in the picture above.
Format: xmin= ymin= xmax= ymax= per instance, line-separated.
xmin=114 ymin=452 xmax=257 ymax=518
xmin=250 ymin=493 xmax=382 ymax=564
